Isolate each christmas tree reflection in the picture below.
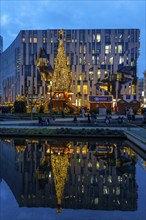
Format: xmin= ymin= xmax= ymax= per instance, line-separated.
xmin=37 ymin=141 xmax=73 ymax=213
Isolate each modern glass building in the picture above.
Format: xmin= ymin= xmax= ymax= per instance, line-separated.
xmin=0 ymin=29 xmax=140 ymax=108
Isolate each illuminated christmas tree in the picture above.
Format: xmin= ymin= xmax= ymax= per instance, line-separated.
xmin=52 ymin=30 xmax=72 ymax=92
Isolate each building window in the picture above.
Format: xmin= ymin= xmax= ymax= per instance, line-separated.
xmin=77 ymin=85 xmax=81 ymax=93
xmin=115 ymin=46 xmax=118 ymax=53
xmin=92 ymin=34 xmax=95 ymax=42
xmin=118 ymin=44 xmax=122 ymax=53
xmin=104 ymin=70 xmax=108 ymax=77
xmin=83 ymin=56 xmax=86 ymax=64
xmin=83 ymin=44 xmax=86 ymax=54
xmin=79 ymin=74 xmax=82 ymax=80
xmin=109 ymin=57 xmax=113 ymax=64
xmin=92 ymin=55 xmax=95 ymax=64
xmin=97 ymin=56 xmax=100 ymax=64
xmin=33 ymin=37 xmax=37 ymax=43
xmin=83 ymin=85 xmax=87 ymax=94
xmin=97 ymin=69 xmax=101 ymax=79
xmin=43 ymin=37 xmax=46 ymax=43
xmin=96 ymin=34 xmax=101 ymax=42
xmin=105 ymin=45 xmax=111 ymax=54
xmin=22 ymin=37 xmax=25 ymax=43
xmin=119 ymin=56 xmax=124 ymax=64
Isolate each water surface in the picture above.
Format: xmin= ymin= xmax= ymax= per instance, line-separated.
xmin=0 ymin=137 xmax=146 ymax=220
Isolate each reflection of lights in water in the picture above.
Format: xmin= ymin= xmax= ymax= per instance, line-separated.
xmin=16 ymin=145 xmax=26 ymax=152
xmin=10 ymin=139 xmax=138 ymax=211
xmin=51 ymin=154 xmax=70 ymax=213
xmin=96 ymin=162 xmax=100 ymax=169
xmin=88 ymin=161 xmax=92 ymax=168
xmin=4 ymin=139 xmax=11 ymax=143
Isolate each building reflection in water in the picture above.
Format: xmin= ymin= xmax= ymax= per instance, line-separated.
xmin=0 ymin=138 xmax=139 ymax=212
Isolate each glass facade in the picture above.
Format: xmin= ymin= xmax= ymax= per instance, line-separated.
xmin=0 ymin=29 xmax=140 ymax=106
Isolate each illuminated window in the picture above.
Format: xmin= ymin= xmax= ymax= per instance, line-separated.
xmin=118 ymin=45 xmax=122 ymax=53
xmin=119 ymin=56 xmax=124 ymax=64
xmin=77 ymin=85 xmax=81 ymax=92
xmin=108 ymin=176 xmax=112 ymax=183
xmin=79 ymin=57 xmax=82 ymax=64
xmin=79 ymin=74 xmax=82 ymax=80
xmin=22 ymin=37 xmax=25 ymax=43
xmin=43 ymin=37 xmax=46 ymax=43
xmin=83 ymin=56 xmax=86 ymax=64
xmin=115 ymin=46 xmax=118 ymax=53
xmin=79 ymin=99 xmax=81 ymax=106
xmin=83 ymin=85 xmax=87 ymax=94
xmin=88 ymin=161 xmax=92 ymax=168
xmin=96 ymin=34 xmax=101 ymax=42
xmin=129 ymin=85 xmax=131 ymax=94
xmin=92 ymin=34 xmax=95 ymax=42
xmin=97 ymin=56 xmax=100 ymax=64
xmin=105 ymin=45 xmax=111 ymax=54
xmin=117 ymin=74 xmax=122 ymax=81
xmin=33 ymin=37 xmax=37 ymax=43
xmin=100 ymin=85 xmax=108 ymax=91
xmin=95 ymin=198 xmax=99 ymax=205
xmin=118 ymin=176 xmax=122 ymax=182
xmin=109 ymin=57 xmax=113 ymax=64
xmin=92 ymin=55 xmax=95 ymax=64
xmin=131 ymin=61 xmax=135 ymax=66
xmin=103 ymin=186 xmax=109 ymax=195
xmin=83 ymin=45 xmax=86 ymax=54
xmin=90 ymin=176 xmax=94 ymax=184
xmin=104 ymin=70 xmax=108 ymax=77
xmin=97 ymin=69 xmax=101 ymax=79
xmin=96 ymin=162 xmax=100 ymax=169
xmin=116 ymin=187 xmax=120 ymax=195
xmin=132 ymin=85 xmax=136 ymax=93
xmin=29 ymin=37 xmax=32 ymax=43
xmin=76 ymin=146 xmax=80 ymax=154
xmin=49 ymin=172 xmax=51 ymax=178
xmin=84 ymin=100 xmax=87 ymax=106
xmin=82 ymin=146 xmax=87 ymax=154
xmin=81 ymin=185 xmax=84 ymax=193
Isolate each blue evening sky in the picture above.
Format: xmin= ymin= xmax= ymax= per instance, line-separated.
xmin=0 ymin=0 xmax=146 ymax=78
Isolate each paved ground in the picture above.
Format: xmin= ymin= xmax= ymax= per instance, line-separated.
xmin=0 ymin=115 xmax=145 ymax=130
xmin=0 ymin=114 xmax=145 ymax=153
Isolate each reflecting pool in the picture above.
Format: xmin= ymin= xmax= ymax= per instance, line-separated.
xmin=0 ymin=137 xmax=146 ymax=220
